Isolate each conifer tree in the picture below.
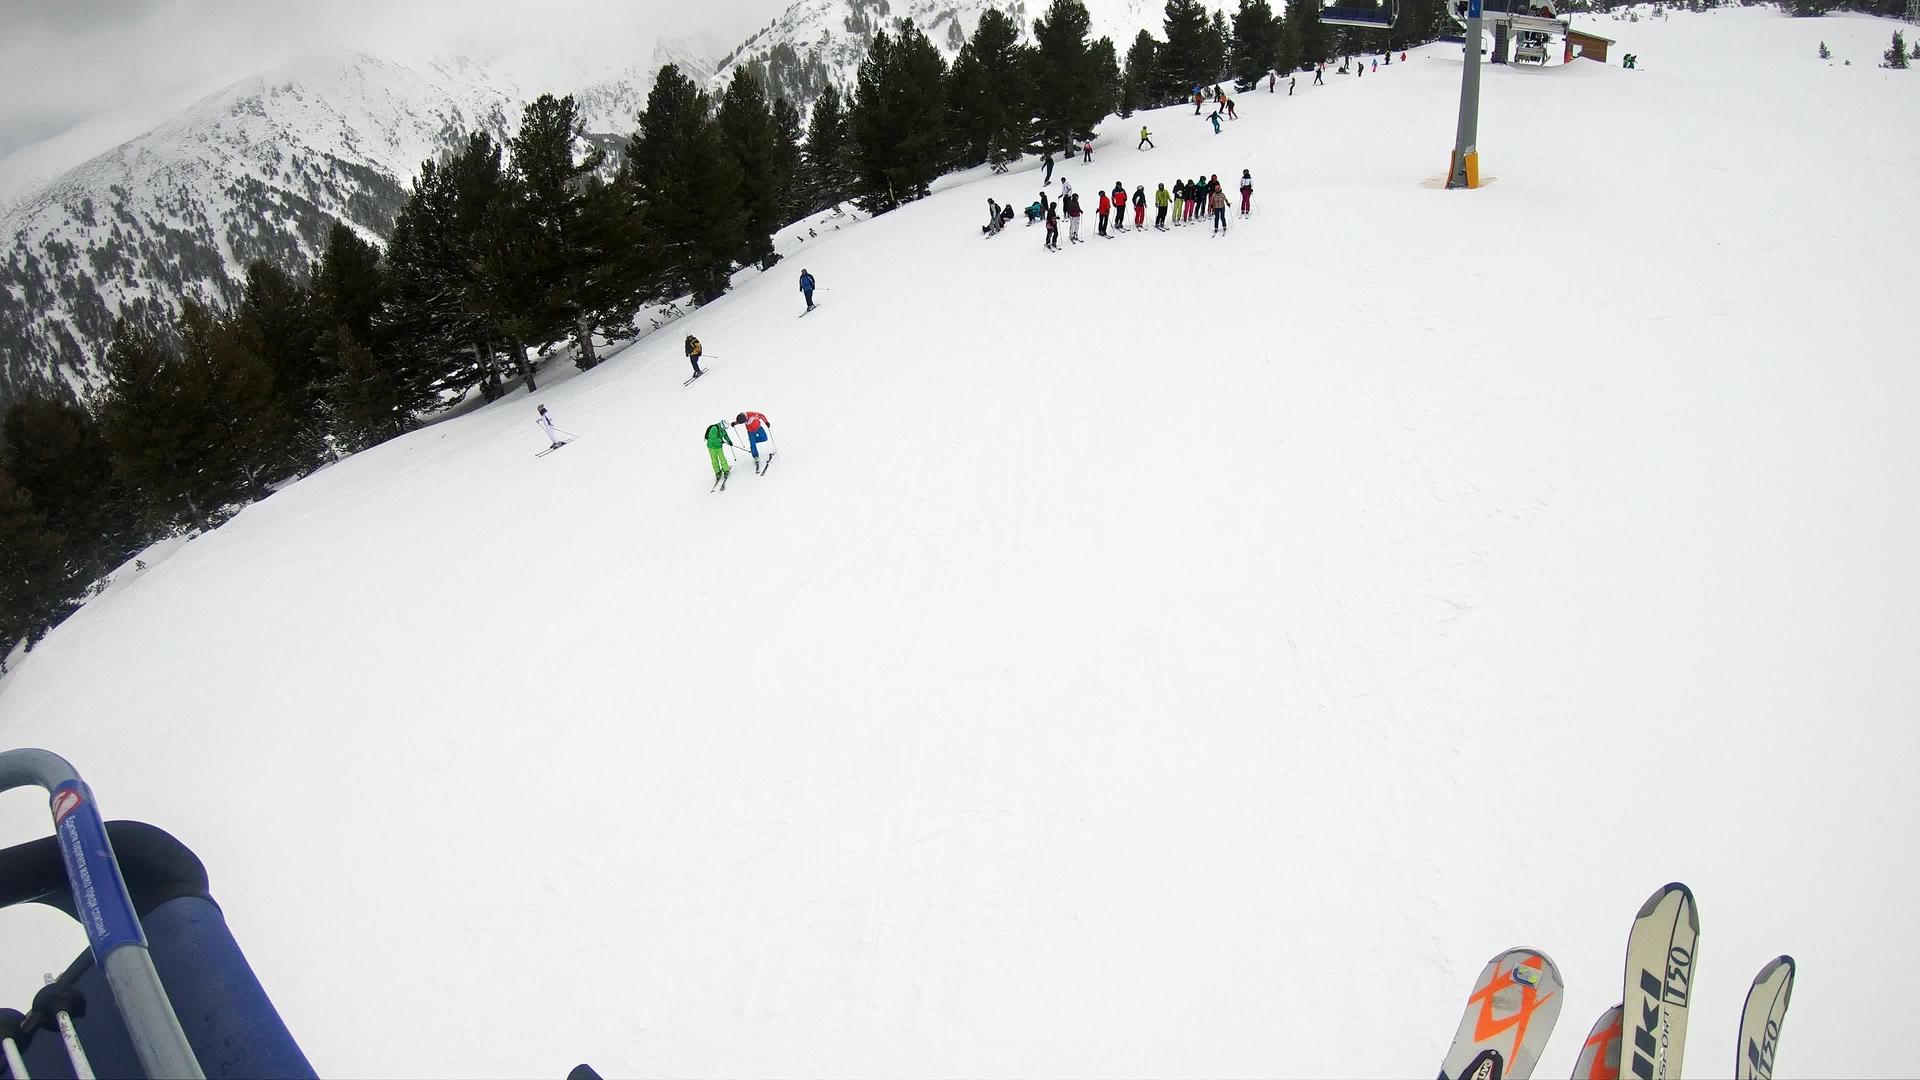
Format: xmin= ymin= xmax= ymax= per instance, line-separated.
xmin=772 ymin=97 xmax=806 ymax=221
xmin=0 ymin=461 xmax=68 ymax=663
xmin=96 ymin=306 xmax=284 ymax=531
xmin=948 ymin=9 xmax=1039 ymax=170
xmin=2 ymin=396 xmax=137 ymax=591
xmin=802 ymin=83 xmax=855 ymax=212
xmin=1279 ymin=0 xmax=1330 ymax=71
xmin=311 ymin=223 xmax=402 ymax=451
xmin=627 ymin=64 xmax=748 ymax=303
xmin=1031 ymin=0 xmax=1117 ymax=152
xmin=509 ymin=93 xmax=612 ymax=368
xmin=1231 ymin=0 xmax=1283 ymax=84
xmin=1208 ymin=11 xmax=1233 ymax=80
xmin=848 ymin=22 xmax=952 ymax=212
xmin=1886 ymin=31 xmax=1908 ymax=68
xmin=717 ymin=69 xmax=786 ymax=269
xmin=1159 ymin=0 xmax=1216 ymax=94
xmin=1123 ymin=30 xmax=1163 ymax=114
xmin=234 ymin=259 xmax=326 ymax=467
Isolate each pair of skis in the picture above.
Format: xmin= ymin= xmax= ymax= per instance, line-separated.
xmin=1438 ymin=884 xmax=1795 ymax=1080
xmin=711 ymin=452 xmax=776 ymax=491
xmin=535 ymin=440 xmax=570 ymax=457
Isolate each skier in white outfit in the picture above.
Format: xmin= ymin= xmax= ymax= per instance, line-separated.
xmin=536 ymin=404 xmax=564 ymax=448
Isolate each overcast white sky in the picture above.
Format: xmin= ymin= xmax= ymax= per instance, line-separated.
xmin=0 ymin=0 xmax=789 ymax=163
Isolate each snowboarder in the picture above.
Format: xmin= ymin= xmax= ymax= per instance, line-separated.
xmin=1208 ymin=183 xmax=1229 ymax=234
xmin=1111 ymin=183 xmax=1127 ymax=231
xmin=1095 ymin=189 xmax=1110 ymax=237
xmin=731 ymin=411 xmax=775 ymax=472
xmin=1239 ymin=169 xmax=1253 ymax=216
xmin=1138 ymin=125 xmax=1154 ymax=150
xmin=1133 ymin=185 xmax=1147 ymax=229
xmin=1209 ymin=111 xmax=1222 ymax=135
xmin=1314 ymin=63 xmax=1325 ymax=85
xmin=798 ymin=268 xmax=816 ymax=311
xmin=1042 ymin=151 xmax=1055 ymax=185
xmin=1082 ymin=140 xmax=1093 ymax=163
xmin=684 ymin=334 xmax=704 ymax=378
xmin=1045 ymin=201 xmax=1061 ymax=250
xmin=535 ymin=404 xmax=564 ymax=449
xmin=704 ymin=420 xmax=734 ymax=488
xmin=1066 ymin=192 xmax=1083 ymax=243
xmin=1153 ymin=182 xmax=1169 ymax=229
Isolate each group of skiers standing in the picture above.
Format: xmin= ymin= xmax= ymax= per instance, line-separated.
xmin=1029 ymin=171 xmax=1252 ymax=249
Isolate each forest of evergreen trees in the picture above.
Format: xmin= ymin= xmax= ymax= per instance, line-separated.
xmin=0 ymin=0 xmax=1463 ymax=664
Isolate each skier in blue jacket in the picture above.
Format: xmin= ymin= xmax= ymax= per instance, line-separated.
xmin=799 ymin=269 xmax=816 ymax=311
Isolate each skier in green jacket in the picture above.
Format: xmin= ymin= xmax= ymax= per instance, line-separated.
xmin=705 ymin=420 xmax=734 ymax=488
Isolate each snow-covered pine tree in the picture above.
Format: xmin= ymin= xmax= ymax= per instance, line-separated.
xmin=1886 ymin=31 xmax=1909 ymax=67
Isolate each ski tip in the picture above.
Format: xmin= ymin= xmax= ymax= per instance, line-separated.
xmin=1752 ymin=954 xmax=1796 ymax=983
xmin=1634 ymin=881 xmax=1695 ymax=918
xmin=567 ymin=1065 xmax=605 ymax=1080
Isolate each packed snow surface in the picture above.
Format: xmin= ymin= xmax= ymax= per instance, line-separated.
xmin=4 ymin=8 xmax=1918 ymax=1077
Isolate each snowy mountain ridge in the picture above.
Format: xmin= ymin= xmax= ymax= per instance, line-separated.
xmin=0 ymin=36 xmax=730 ymax=411
xmin=709 ymin=0 xmax=1171 ymax=110
xmin=0 ymin=49 xmax=525 ymax=407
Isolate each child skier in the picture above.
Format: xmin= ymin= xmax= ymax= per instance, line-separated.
xmin=1209 ymin=111 xmax=1222 ymax=135
xmin=798 ymin=268 xmax=816 ymax=311
xmin=1209 ymin=183 xmax=1229 ymax=234
xmin=1042 ymin=151 xmax=1054 ymax=185
xmin=1154 ymin=182 xmax=1170 ymax=229
xmin=1239 ymin=169 xmax=1254 ymax=216
xmin=1082 ymin=140 xmax=1093 ymax=163
xmin=704 ymin=420 xmax=734 ymax=489
xmin=1045 ymin=201 xmax=1061 ymax=250
xmin=1066 ymin=192 xmax=1083 ymax=243
xmin=684 ymin=334 xmax=704 ymax=377
xmin=535 ymin=405 xmax=564 ymax=449
xmin=1096 ymin=189 xmax=1110 ymax=237
xmin=731 ymin=411 xmax=775 ymax=473
xmin=1133 ymin=185 xmax=1147 ymax=229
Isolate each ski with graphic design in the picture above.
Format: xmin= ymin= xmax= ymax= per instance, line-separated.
xmin=1571 ymin=1004 xmax=1624 ymax=1080
xmin=1437 ymin=947 xmax=1565 ymax=1080
xmin=1735 ymin=956 xmax=1794 ymax=1080
xmin=1622 ymin=883 xmax=1699 ymax=1080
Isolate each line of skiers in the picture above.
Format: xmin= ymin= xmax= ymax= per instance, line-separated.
xmin=1026 ymin=171 xmax=1253 ymax=248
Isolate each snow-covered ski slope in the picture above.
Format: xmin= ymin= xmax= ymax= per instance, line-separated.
xmin=4 ymin=8 xmax=1918 ymax=1076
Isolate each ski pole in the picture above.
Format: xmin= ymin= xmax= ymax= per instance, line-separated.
xmin=36 ymin=977 xmax=94 ymax=1080
xmin=552 ymin=427 xmax=579 ymax=439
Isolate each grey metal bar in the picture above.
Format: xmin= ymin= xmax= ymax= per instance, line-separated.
xmin=0 ymin=749 xmax=204 ymax=1080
